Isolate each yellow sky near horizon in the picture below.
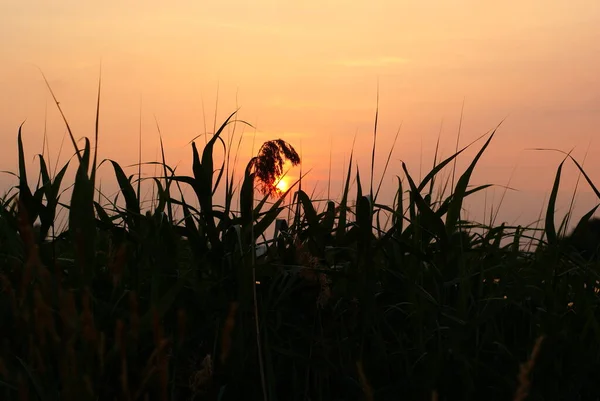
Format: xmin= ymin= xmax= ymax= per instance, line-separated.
xmin=1 ymin=0 xmax=600 ymax=226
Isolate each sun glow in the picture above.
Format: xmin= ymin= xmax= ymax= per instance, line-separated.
xmin=275 ymin=177 xmax=289 ymax=193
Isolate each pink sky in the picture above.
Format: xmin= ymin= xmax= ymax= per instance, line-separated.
xmin=1 ymin=0 xmax=600 ymax=228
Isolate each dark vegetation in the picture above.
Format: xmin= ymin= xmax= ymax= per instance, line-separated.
xmin=1 ymin=78 xmax=600 ymax=401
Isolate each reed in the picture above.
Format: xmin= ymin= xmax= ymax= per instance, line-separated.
xmin=1 ymin=79 xmax=599 ymax=400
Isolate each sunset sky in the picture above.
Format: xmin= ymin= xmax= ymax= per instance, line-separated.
xmin=1 ymin=0 xmax=600 ymax=227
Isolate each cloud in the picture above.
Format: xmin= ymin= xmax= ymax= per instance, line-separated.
xmin=333 ymin=56 xmax=410 ymax=68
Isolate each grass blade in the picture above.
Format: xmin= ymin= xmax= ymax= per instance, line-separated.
xmin=445 ymin=126 xmax=498 ymax=234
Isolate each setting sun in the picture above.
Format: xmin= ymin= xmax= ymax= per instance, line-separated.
xmin=275 ymin=177 xmax=289 ymax=193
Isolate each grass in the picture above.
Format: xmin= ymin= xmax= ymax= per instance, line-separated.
xmin=1 ymin=79 xmax=600 ymax=401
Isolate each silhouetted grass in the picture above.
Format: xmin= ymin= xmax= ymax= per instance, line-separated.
xmin=1 ymin=80 xmax=599 ymax=401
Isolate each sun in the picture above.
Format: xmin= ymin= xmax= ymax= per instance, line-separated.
xmin=275 ymin=177 xmax=289 ymax=193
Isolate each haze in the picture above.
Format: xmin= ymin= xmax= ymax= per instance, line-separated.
xmin=2 ymin=0 xmax=600 ymax=228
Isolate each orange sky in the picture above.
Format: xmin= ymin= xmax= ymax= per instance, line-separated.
xmin=1 ymin=0 xmax=600 ymax=228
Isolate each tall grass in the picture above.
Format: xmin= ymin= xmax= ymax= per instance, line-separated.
xmin=1 ymin=82 xmax=600 ymax=401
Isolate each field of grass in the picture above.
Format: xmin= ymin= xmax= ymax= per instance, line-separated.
xmin=1 ymin=81 xmax=600 ymax=401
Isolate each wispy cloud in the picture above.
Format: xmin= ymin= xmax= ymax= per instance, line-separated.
xmin=332 ymin=56 xmax=410 ymax=68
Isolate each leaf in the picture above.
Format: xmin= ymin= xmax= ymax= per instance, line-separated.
xmin=337 ymin=151 xmax=354 ymax=239
xmin=240 ymin=162 xmax=255 ymax=229
xmin=545 ymin=159 xmax=566 ymax=246
xmin=39 ymin=68 xmax=81 ymax=164
xmin=17 ymin=123 xmax=37 ymax=223
xmin=191 ymin=142 xmax=220 ymax=254
xmin=91 ymin=67 xmax=102 ymax=184
xmin=37 ymin=156 xmax=69 ymax=239
xmin=445 ymin=128 xmax=497 ymax=235
xmin=321 ymin=201 xmax=336 ymax=234
xmin=110 ymin=160 xmax=141 ymax=216
xmin=394 ymin=176 xmax=404 ymax=236
xmin=418 ymin=130 xmax=491 ymax=193
xmin=211 ymin=136 xmax=227 ymax=195
xmin=201 ymin=111 xmax=237 ymax=195
xmin=297 ymin=190 xmax=319 ymax=234
xmin=93 ymin=201 xmax=113 ymax=230
xmin=356 ymin=166 xmax=363 ymax=201
xmin=402 ymin=162 xmax=449 ymax=251
xmin=570 ymin=206 xmax=600 ymax=242
xmin=151 ymin=177 xmax=168 ymax=216
xmin=69 ymin=138 xmax=96 ymax=286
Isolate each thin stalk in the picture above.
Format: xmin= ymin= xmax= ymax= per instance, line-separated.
xmin=492 ymin=157 xmax=520 ymax=227
xmin=213 ymin=81 xmax=220 ymax=136
xmin=428 ymin=119 xmax=444 ymax=199
xmin=91 ymin=62 xmax=102 ymax=185
xmin=451 ymin=98 xmax=465 ymax=194
xmin=370 ymin=79 xmax=379 ymax=200
xmin=137 ymin=95 xmax=143 ymax=205
xmin=374 ymin=122 xmax=402 ymax=202
xmin=564 ymin=140 xmax=592 ymax=233
xmin=251 ymin=199 xmax=268 ymax=401
xmin=39 ymin=68 xmax=82 ymax=164
xmin=43 ymin=98 xmax=52 ymax=177
xmin=328 ymin=135 xmax=332 ymax=201
xmin=201 ymin=95 xmax=208 ymax=146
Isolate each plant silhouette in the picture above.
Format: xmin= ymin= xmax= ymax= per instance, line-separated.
xmin=562 ymin=217 xmax=600 ymax=261
xmin=249 ymin=139 xmax=300 ymax=197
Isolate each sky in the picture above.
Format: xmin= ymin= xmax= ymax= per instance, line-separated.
xmin=1 ymin=0 xmax=600 ymax=229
